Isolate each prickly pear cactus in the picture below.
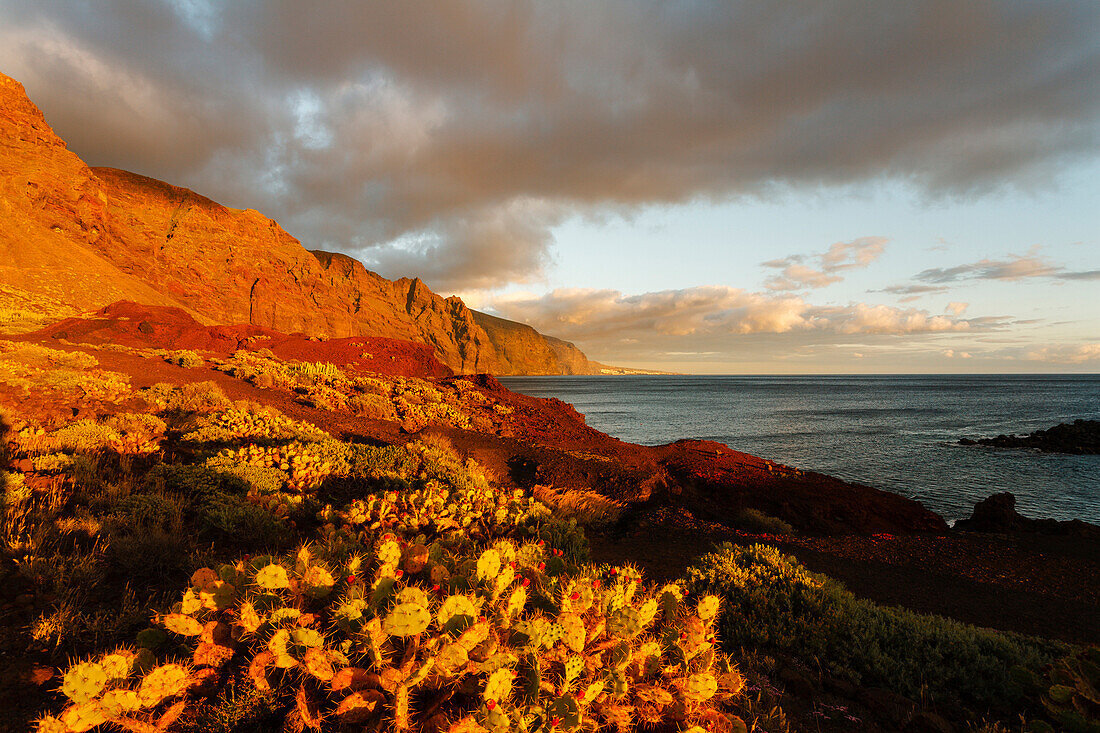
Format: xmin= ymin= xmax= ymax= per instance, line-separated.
xmin=383 ymin=602 xmax=432 ymax=636
xmin=61 ymin=662 xmax=108 ymax=705
xmin=34 ymin=441 xmax=743 ymax=733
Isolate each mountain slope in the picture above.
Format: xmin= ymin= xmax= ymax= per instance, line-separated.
xmin=0 ymin=71 xmax=594 ymax=375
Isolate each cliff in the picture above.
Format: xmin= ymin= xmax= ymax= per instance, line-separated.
xmin=0 ymin=71 xmax=595 ymax=375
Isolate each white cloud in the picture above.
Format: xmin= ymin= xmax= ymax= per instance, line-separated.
xmin=946 ymin=302 xmax=969 ymax=315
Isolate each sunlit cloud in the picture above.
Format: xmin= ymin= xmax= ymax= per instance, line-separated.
xmin=763 ymin=236 xmax=887 ymax=291
xmin=1024 ymin=343 xmax=1100 ymax=364
xmin=491 ymin=286 xmax=987 ymax=345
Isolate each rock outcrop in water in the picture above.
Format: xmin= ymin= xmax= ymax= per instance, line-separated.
xmin=955 ymin=492 xmax=1100 ymax=539
xmin=959 ymin=419 xmax=1100 ymax=455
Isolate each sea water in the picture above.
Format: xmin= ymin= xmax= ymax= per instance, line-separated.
xmin=499 ymin=375 xmax=1100 ymax=525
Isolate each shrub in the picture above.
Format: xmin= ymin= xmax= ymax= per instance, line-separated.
xmin=146 ymin=464 xmax=248 ymax=505
xmin=732 ymin=508 xmax=796 ymax=536
xmin=148 ymin=381 xmax=232 ymax=414
xmin=48 ymin=421 xmax=122 ymax=453
xmin=181 ymin=404 xmax=329 ymax=445
xmin=684 ymin=543 xmax=1066 ymax=715
xmin=157 ymin=349 xmax=205 ymax=368
xmin=526 ymin=516 xmax=590 ymax=568
xmin=110 ymin=493 xmax=183 ymax=531
xmin=200 ymin=493 xmax=293 ymax=549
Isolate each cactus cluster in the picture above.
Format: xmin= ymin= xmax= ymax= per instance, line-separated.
xmin=322 ymin=480 xmax=549 ymax=542
xmin=36 ymin=648 xmax=205 ymax=733
xmin=63 ymin=522 xmax=745 ymax=733
xmin=182 ymin=406 xmax=331 ymax=445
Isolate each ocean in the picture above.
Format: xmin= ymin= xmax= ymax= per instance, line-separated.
xmin=499 ymin=375 xmax=1100 ymax=525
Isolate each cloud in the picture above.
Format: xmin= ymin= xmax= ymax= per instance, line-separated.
xmin=1 ymin=2 xmax=1099 ymax=290
xmin=492 ymin=286 xmax=983 ymax=346
xmin=1024 ymin=343 xmax=1100 ymax=364
xmin=357 ymin=199 xmax=562 ymax=291
xmin=878 ymin=249 xmax=1100 ymax=298
xmin=915 ymin=250 xmax=1063 ymax=283
xmin=763 ymin=236 xmax=886 ymax=290
xmin=945 ymin=302 xmax=969 ymax=315
xmin=1056 ymin=269 xmax=1100 ymax=281
xmin=873 ymin=283 xmax=951 ymax=301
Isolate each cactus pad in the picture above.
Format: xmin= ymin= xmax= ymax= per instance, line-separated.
xmin=680 ymin=673 xmax=718 ymax=702
xmin=301 ymin=566 xmax=336 ymax=597
xmin=290 ymin=627 xmax=324 ymax=649
xmin=397 ymin=585 xmax=430 ymax=608
xmin=383 ymin=602 xmax=432 ymax=636
xmin=438 ymin=594 xmax=478 ymax=626
xmin=61 ymin=662 xmax=108 ymax=704
xmin=255 ymin=563 xmax=290 ymax=590
xmin=559 ymin=613 xmax=585 ymax=653
xmin=476 ymin=548 xmax=501 ymax=581
xmin=98 ymin=689 xmax=142 ymax=716
xmin=99 ymin=652 xmax=133 ymax=681
xmin=376 ymin=538 xmax=402 ymax=567
xmin=138 ymin=663 xmax=190 ymax=707
xmin=35 ymin=715 xmax=66 ymax=733
xmin=564 ymin=654 xmax=583 ymax=682
xmin=162 ymin=613 xmax=203 ymax=637
xmin=403 ymin=543 xmax=429 ymax=574
xmin=483 ymin=668 xmax=515 ymax=703
xmin=237 ymin=601 xmax=263 ymax=633
xmin=696 ymin=595 xmax=721 ymax=621
xmin=60 ymin=702 xmax=107 ymax=733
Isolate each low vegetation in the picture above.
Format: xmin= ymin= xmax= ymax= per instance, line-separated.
xmin=684 ymin=543 xmax=1081 ymax=725
xmin=1 ymin=342 xmax=1095 ymax=733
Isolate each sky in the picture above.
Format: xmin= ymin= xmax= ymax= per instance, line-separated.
xmin=1 ymin=1 xmax=1098 ymax=373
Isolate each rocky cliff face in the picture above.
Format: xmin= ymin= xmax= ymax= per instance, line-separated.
xmin=0 ymin=72 xmax=595 ymax=375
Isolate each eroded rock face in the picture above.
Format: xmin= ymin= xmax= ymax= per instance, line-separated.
xmin=0 ymin=74 xmax=197 ymax=331
xmin=0 ymin=72 xmax=594 ymax=375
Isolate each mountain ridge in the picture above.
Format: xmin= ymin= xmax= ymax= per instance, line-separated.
xmin=0 ymin=71 xmax=595 ymax=375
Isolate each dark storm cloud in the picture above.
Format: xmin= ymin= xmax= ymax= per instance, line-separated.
xmin=2 ymin=1 xmax=1099 ymax=291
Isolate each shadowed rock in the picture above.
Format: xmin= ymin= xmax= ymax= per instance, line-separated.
xmin=959 ymin=419 xmax=1100 ymax=454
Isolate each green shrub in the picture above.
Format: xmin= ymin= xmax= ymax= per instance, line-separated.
xmin=147 ymin=464 xmax=248 ymax=505
xmin=345 ymin=443 xmax=418 ymax=479
xmin=200 ymin=493 xmax=292 ymax=549
xmin=204 ymin=458 xmax=287 ymax=497
xmin=684 ymin=543 xmax=1066 ymax=715
xmin=105 ymin=525 xmax=193 ymax=578
xmin=111 ymin=493 xmax=183 ymax=530
xmin=732 ymin=507 xmax=796 ymax=536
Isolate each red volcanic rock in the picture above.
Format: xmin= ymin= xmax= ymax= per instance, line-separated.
xmin=0 ymin=72 xmax=592 ymax=375
xmin=32 ymin=301 xmax=452 ymax=378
